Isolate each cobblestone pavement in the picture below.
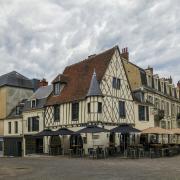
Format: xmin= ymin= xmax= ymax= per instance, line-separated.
xmin=0 ymin=155 xmax=180 ymax=180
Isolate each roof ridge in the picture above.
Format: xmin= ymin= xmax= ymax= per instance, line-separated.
xmin=64 ymin=46 xmax=116 ymax=73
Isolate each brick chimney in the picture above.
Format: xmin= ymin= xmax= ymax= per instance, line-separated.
xmin=39 ymin=78 xmax=48 ymax=87
xmin=121 ymin=47 xmax=129 ymax=61
xmin=145 ymin=66 xmax=153 ymax=74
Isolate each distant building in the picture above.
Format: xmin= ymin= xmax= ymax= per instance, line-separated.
xmin=123 ymin=55 xmax=180 ymax=130
xmin=3 ymin=78 xmax=52 ymax=156
xmin=0 ymin=71 xmax=39 ymax=156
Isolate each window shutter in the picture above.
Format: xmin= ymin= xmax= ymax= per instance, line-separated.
xmin=146 ymin=107 xmax=149 ymax=121
xmin=28 ymin=118 xmax=31 ymax=132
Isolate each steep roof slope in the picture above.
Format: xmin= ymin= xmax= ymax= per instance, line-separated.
xmin=0 ymin=71 xmax=33 ymax=89
xmin=122 ymin=59 xmax=147 ymax=91
xmin=46 ymin=47 xmax=116 ymax=105
xmin=24 ymin=85 xmax=53 ymax=111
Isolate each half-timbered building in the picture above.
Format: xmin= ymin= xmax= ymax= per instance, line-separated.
xmin=44 ymin=46 xmax=137 ymax=153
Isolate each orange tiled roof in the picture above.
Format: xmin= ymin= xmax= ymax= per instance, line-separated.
xmin=46 ymin=47 xmax=116 ymax=105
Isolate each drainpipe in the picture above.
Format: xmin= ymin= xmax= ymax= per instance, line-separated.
xmin=22 ymin=115 xmax=26 ymax=157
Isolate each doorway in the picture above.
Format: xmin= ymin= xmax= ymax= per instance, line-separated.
xmin=36 ymin=138 xmax=43 ymax=154
xmin=50 ymin=136 xmax=61 ymax=155
xmin=17 ymin=141 xmax=22 ymax=157
xmin=70 ymin=134 xmax=83 ymax=153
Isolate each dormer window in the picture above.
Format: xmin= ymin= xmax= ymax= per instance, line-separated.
xmin=155 ymin=78 xmax=158 ymax=90
xmin=147 ymin=75 xmax=152 ymax=87
xmin=16 ymin=106 xmax=21 ymax=115
xmin=161 ymin=82 xmax=164 ymax=93
xmin=31 ymin=100 xmax=36 ymax=108
xmin=54 ymin=82 xmax=60 ymax=95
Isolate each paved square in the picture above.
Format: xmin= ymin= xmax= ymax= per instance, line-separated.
xmin=0 ymin=155 xmax=180 ymax=180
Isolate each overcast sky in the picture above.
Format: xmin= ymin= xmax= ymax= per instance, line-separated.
xmin=0 ymin=0 xmax=180 ymax=84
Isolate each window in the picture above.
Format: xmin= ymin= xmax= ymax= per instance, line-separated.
xmin=98 ymin=102 xmax=102 ymax=113
xmin=15 ymin=121 xmax=18 ymax=134
xmin=154 ymin=98 xmax=160 ymax=109
xmin=92 ymin=134 xmax=100 ymax=139
xmin=147 ymin=95 xmax=153 ymax=104
xmin=138 ymin=105 xmax=149 ymax=121
xmin=87 ymin=103 xmax=90 ymax=113
xmin=171 ymin=104 xmax=175 ymax=116
xmin=28 ymin=117 xmax=39 ymax=132
xmin=155 ymin=79 xmax=158 ymax=90
xmin=119 ymin=101 xmax=126 ymax=118
xmin=161 ymin=82 xmax=164 ymax=93
xmin=161 ymin=100 xmax=165 ymax=110
xmin=31 ymin=100 xmax=36 ymax=108
xmin=8 ymin=122 xmax=11 ymax=134
xmin=112 ymin=77 xmax=121 ymax=89
xmin=16 ymin=106 xmax=21 ymax=115
xmin=117 ymin=79 xmax=121 ymax=89
xmin=112 ymin=77 xmax=116 ymax=88
xmin=54 ymin=105 xmax=60 ymax=122
xmin=166 ymin=102 xmax=170 ymax=116
xmin=72 ymin=102 xmax=79 ymax=121
xmin=54 ymin=83 xmax=60 ymax=95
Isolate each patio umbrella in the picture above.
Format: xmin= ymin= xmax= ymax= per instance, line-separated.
xmin=141 ymin=127 xmax=173 ymax=144
xmin=110 ymin=124 xmax=141 ymax=156
xmin=54 ymin=128 xmax=75 ymax=155
xmin=34 ymin=129 xmax=58 ymax=137
xmin=110 ymin=124 xmax=141 ymax=134
xmin=141 ymin=127 xmax=173 ymax=135
xmin=171 ymin=128 xmax=180 ymax=134
xmin=171 ymin=129 xmax=180 ymax=144
xmin=76 ymin=125 xmax=109 ymax=147
xmin=55 ymin=128 xmax=75 ymax=135
xmin=76 ymin=125 xmax=109 ymax=134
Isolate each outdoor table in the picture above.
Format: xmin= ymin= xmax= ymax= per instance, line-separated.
xmin=89 ymin=146 xmax=107 ymax=159
xmin=160 ymin=148 xmax=169 ymax=157
xmin=88 ymin=148 xmax=98 ymax=159
xmin=71 ymin=145 xmax=82 ymax=155
xmin=68 ymin=149 xmax=74 ymax=157
xmin=77 ymin=148 xmax=85 ymax=157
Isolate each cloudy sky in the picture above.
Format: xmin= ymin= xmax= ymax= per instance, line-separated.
xmin=0 ymin=0 xmax=180 ymax=84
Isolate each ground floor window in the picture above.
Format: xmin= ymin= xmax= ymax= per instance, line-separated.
xmin=0 ymin=141 xmax=3 ymax=151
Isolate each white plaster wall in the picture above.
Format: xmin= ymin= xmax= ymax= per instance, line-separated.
xmin=4 ymin=118 xmax=22 ymax=136
xmin=23 ymin=109 xmax=44 ymax=135
xmin=134 ymin=103 xmax=155 ymax=130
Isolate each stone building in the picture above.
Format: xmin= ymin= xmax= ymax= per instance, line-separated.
xmin=0 ymin=71 xmax=39 ymax=156
xmin=3 ymin=79 xmax=52 ymax=156
xmin=122 ymin=49 xmax=180 ymax=130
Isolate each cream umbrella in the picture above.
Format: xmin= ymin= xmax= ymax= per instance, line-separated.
xmin=171 ymin=128 xmax=180 ymax=144
xmin=141 ymin=127 xmax=173 ymax=144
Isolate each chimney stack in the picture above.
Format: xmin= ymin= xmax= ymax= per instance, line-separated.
xmin=145 ymin=66 xmax=153 ymax=74
xmin=39 ymin=78 xmax=48 ymax=87
xmin=121 ymin=47 xmax=129 ymax=61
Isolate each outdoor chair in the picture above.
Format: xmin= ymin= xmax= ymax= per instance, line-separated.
xmin=88 ymin=148 xmax=98 ymax=159
xmin=149 ymin=148 xmax=156 ymax=158
xmin=138 ymin=148 xmax=145 ymax=158
xmin=128 ymin=148 xmax=136 ymax=158
xmin=77 ymin=148 xmax=85 ymax=157
xmin=96 ymin=148 xmax=107 ymax=159
xmin=68 ymin=149 xmax=74 ymax=158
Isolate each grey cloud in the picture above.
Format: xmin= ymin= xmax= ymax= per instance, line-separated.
xmin=0 ymin=0 xmax=180 ymax=84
